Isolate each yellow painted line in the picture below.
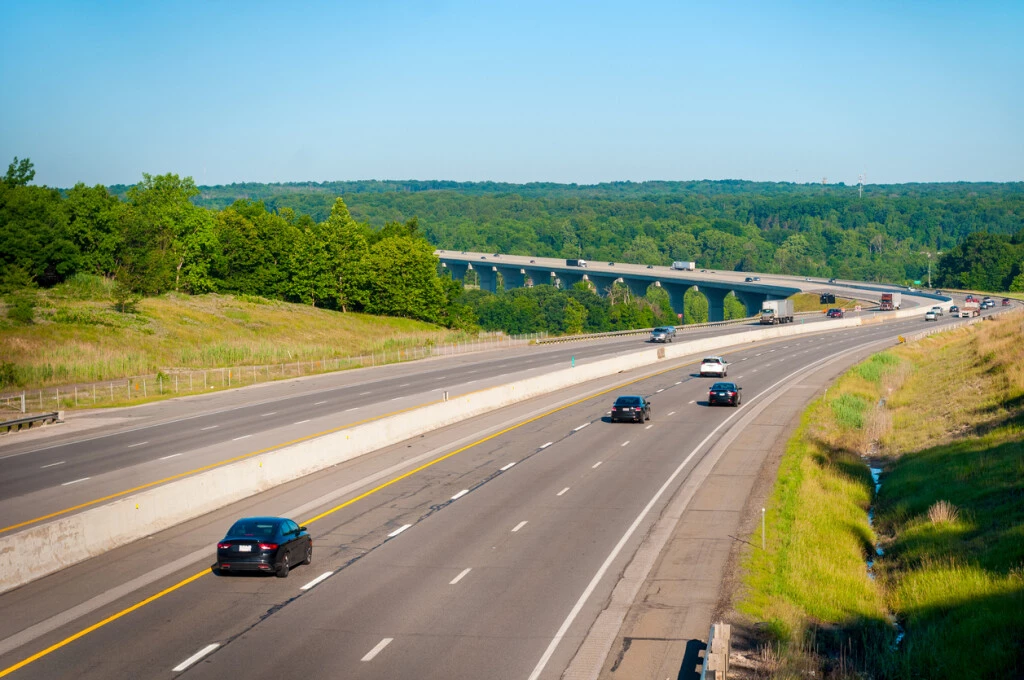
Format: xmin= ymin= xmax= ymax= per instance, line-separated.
xmin=0 ymin=359 xmax=694 ymax=677
xmin=0 ymin=402 xmax=436 ymax=536
xmin=0 ymin=570 xmax=207 ymax=678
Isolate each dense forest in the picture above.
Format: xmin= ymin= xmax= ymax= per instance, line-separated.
xmin=4 ymin=158 xmax=1024 ymax=339
xmin=177 ymin=178 xmax=1024 ymax=291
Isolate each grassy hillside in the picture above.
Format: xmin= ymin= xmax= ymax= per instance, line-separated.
xmin=735 ymin=312 xmax=1024 ymax=679
xmin=0 ymin=276 xmax=475 ymax=391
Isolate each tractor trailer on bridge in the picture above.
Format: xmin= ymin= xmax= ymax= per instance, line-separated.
xmin=671 ymin=261 xmax=696 ymax=271
xmin=566 ymin=259 xmax=588 ymax=267
xmin=760 ymin=299 xmax=795 ymax=325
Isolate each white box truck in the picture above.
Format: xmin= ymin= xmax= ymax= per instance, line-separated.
xmin=671 ymin=261 xmax=696 ymax=271
xmin=760 ymin=299 xmax=795 ymax=325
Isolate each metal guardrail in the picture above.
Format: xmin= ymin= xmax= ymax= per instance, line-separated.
xmin=1 ymin=411 xmax=63 ymax=435
xmin=700 ymin=622 xmax=731 ymax=679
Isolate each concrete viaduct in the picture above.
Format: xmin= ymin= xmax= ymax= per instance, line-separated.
xmin=437 ymin=252 xmax=803 ymax=322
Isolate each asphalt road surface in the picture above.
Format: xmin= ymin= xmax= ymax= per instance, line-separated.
xmin=0 ymin=309 xmax=985 ymax=680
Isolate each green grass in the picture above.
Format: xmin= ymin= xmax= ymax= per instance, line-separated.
xmin=0 ymin=279 xmax=483 ymax=392
xmin=736 ymin=313 xmax=1024 ymax=679
xmin=791 ymin=292 xmax=859 ymax=313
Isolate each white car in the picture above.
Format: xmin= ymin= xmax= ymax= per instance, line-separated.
xmin=930 ymin=306 xmax=943 ymax=316
xmin=925 ymin=311 xmax=937 ymax=321
xmin=699 ymin=356 xmax=728 ymax=378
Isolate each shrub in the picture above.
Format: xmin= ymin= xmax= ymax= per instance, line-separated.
xmin=7 ymin=295 xmax=36 ymax=324
xmin=0 ymin=362 xmax=22 ymax=389
xmin=927 ymin=500 xmax=960 ymax=524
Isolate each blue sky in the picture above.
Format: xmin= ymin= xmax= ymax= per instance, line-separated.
xmin=2 ymin=1 xmax=1021 ymax=187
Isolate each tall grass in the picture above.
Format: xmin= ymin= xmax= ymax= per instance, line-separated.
xmin=737 ymin=312 xmax=1024 ymax=679
xmin=0 ymin=288 xmax=482 ymax=389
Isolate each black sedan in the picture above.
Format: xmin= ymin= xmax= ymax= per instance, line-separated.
xmin=217 ymin=516 xmax=312 ymax=577
xmin=708 ymin=382 xmax=742 ymax=406
xmin=611 ymin=395 xmax=651 ymax=423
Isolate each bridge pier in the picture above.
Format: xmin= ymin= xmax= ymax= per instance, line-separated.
xmin=662 ymin=282 xmax=689 ymax=320
xmin=476 ymin=266 xmax=499 ymax=293
xmin=496 ymin=266 xmax=526 ymax=290
xmin=624 ymin=277 xmax=651 ymax=299
xmin=441 ymin=262 xmax=470 ymax=282
xmin=703 ymin=287 xmax=729 ymax=322
xmin=587 ymin=275 xmax=619 ymax=297
xmin=735 ymin=291 xmax=768 ymax=318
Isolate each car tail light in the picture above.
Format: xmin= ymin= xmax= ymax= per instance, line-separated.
xmin=259 ymin=543 xmax=278 ymax=551
xmin=611 ymin=407 xmax=617 ymax=411
xmin=730 ymin=392 xmax=737 ymax=396
xmin=217 ymin=542 xmax=231 ymax=549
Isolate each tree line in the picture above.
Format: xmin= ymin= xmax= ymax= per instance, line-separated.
xmin=184 ymin=178 xmax=1024 ymax=289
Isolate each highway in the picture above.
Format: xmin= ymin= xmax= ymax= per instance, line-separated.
xmin=0 ymin=309 xmax=981 ymax=679
xmin=0 ymin=307 xmax=900 ymax=532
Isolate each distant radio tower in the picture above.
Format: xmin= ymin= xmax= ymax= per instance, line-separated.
xmin=822 ymin=176 xmax=828 ymax=185
xmin=858 ymin=174 xmax=865 ymax=198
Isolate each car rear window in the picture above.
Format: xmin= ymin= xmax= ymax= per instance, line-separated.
xmin=615 ymin=397 xmax=642 ymax=406
xmin=702 ymin=358 xmax=721 ymax=364
xmin=711 ymin=383 xmax=734 ymax=391
xmin=228 ymin=520 xmax=279 ymax=538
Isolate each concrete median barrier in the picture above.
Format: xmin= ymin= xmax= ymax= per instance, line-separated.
xmin=0 ymin=310 xmax=918 ymax=594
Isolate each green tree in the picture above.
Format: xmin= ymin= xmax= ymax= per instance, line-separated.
xmin=3 ymin=157 xmax=35 ymax=186
xmin=361 ymin=237 xmax=445 ymax=322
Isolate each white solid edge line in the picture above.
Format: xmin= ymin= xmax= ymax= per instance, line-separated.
xmin=232 ymin=434 xmax=251 ymax=441
xmin=61 ymin=477 xmax=90 ymax=486
xmin=126 ymin=441 xmax=148 ymax=448
xmin=172 ymin=643 xmax=220 ymax=672
xmin=451 ymin=489 xmax=469 ymax=500
xmin=361 ymin=638 xmax=393 ymax=662
xmin=300 ymin=572 xmax=334 ymax=591
xmin=511 ymin=521 xmax=528 ymax=532
xmin=159 ymin=453 xmax=181 ymax=461
xmin=573 ymin=423 xmax=589 ymax=432
xmin=592 ymin=461 xmax=602 ymax=469
xmin=557 ymin=487 xmax=570 ymax=496
xmin=500 ymin=462 xmax=516 ymax=471
xmin=449 ymin=568 xmax=472 ymax=585
xmin=539 ymin=442 xmax=553 ymax=449
xmin=526 ymin=343 xmax=885 ymax=680
xmin=387 ymin=524 xmax=411 ymax=538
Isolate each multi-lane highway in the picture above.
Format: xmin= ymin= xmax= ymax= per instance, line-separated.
xmin=0 ymin=306 xmax=985 ymax=679
xmin=0 ymin=306 xmax=906 ymax=532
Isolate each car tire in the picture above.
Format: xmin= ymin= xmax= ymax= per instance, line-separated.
xmin=276 ymin=554 xmax=290 ymax=578
xmin=302 ymin=542 xmax=312 ymax=566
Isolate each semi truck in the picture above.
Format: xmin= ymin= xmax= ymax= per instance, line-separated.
xmin=760 ymin=299 xmax=795 ymax=325
xmin=566 ymin=259 xmax=588 ymax=267
xmin=671 ymin=261 xmax=696 ymax=271
xmin=879 ymin=292 xmax=902 ymax=311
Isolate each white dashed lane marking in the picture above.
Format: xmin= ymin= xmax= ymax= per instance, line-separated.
xmin=200 ymin=425 xmax=218 ymax=431
xmin=172 ymin=644 xmax=220 ymax=672
xmin=41 ymin=461 xmax=65 ymax=468
xmin=667 ymin=411 xmax=676 ymax=416
xmin=300 ymin=572 xmax=333 ymax=591
xmin=449 ymin=568 xmax=471 ymax=585
xmin=159 ymin=453 xmax=181 ymax=460
xmin=500 ymin=462 xmax=516 ymax=471
xmin=621 ymin=441 xmax=630 ymax=447
xmin=592 ymin=461 xmax=603 ymax=469
xmin=557 ymin=487 xmax=570 ymax=496
xmin=539 ymin=442 xmax=553 ymax=449
xmin=512 ymin=521 xmax=528 ymax=532
xmin=361 ymin=638 xmax=393 ymax=662
xmin=127 ymin=441 xmax=148 ymax=448
xmin=387 ymin=524 xmax=411 ymax=538
xmin=294 ymin=419 xmax=310 ymax=425
xmin=232 ymin=435 xmax=251 ymax=441
xmin=61 ymin=477 xmax=90 ymax=486
xmin=573 ymin=423 xmax=589 ymax=432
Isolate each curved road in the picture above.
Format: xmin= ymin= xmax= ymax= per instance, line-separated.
xmin=0 ymin=307 xmax=986 ymax=679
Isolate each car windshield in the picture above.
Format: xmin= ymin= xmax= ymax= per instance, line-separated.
xmin=227 ymin=520 xmax=279 ymax=538
xmin=615 ymin=397 xmax=642 ymax=406
xmin=711 ymin=383 xmax=734 ymax=391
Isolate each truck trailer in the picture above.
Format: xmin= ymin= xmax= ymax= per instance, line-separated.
xmin=879 ymin=292 xmax=902 ymax=311
xmin=566 ymin=259 xmax=588 ymax=267
xmin=760 ymin=299 xmax=795 ymax=325
xmin=671 ymin=261 xmax=696 ymax=271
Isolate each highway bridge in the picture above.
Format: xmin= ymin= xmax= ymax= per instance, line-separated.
xmin=0 ymin=281 xmax=980 ymax=679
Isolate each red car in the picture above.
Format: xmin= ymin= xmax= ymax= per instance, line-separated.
xmin=826 ymin=308 xmax=844 ymax=318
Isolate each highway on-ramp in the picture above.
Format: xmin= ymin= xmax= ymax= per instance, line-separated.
xmin=0 ymin=310 xmax=979 ymax=679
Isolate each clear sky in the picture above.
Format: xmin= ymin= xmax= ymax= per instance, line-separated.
xmin=2 ymin=1 xmax=1022 ymax=188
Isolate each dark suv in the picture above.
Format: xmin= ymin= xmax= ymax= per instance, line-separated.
xmin=611 ymin=396 xmax=651 ymax=423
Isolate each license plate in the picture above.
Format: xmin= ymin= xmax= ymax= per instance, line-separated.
xmin=238 ymin=545 xmax=252 ymax=552
xmin=718 ymin=392 xmax=727 ymax=396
